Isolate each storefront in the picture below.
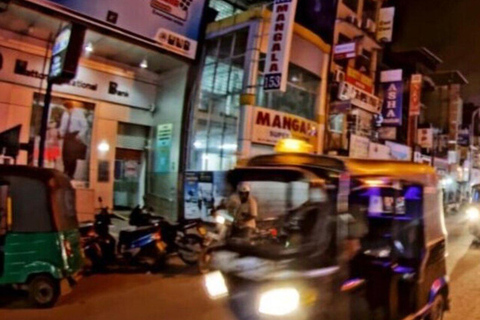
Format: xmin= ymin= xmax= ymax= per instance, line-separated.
xmin=0 ymin=0 xmax=209 ymax=220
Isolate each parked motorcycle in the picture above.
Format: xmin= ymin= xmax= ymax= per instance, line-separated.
xmin=80 ymin=198 xmax=166 ymax=272
xmin=129 ymin=204 xmax=205 ymax=265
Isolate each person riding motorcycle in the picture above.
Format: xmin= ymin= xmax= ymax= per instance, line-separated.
xmin=213 ymin=183 xmax=258 ymax=238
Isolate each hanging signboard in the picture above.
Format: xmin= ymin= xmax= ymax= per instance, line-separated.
xmin=49 ymin=23 xmax=85 ymax=84
xmin=251 ymin=106 xmax=318 ymax=146
xmin=377 ymin=7 xmax=395 ymax=43
xmin=345 ymin=67 xmax=374 ymax=94
xmin=333 ymin=42 xmax=357 ymax=60
xmin=349 ymin=134 xmax=370 ymax=159
xmin=380 ymin=69 xmax=403 ymax=126
xmin=263 ymin=0 xmax=298 ymax=92
xmin=409 ymin=74 xmax=422 ymax=116
xmin=28 ymin=0 xmax=208 ymax=59
xmin=417 ymin=128 xmax=433 ymax=149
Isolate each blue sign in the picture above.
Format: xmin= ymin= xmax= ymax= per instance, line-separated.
xmin=34 ymin=0 xmax=208 ymax=59
xmin=382 ymin=81 xmax=403 ymax=126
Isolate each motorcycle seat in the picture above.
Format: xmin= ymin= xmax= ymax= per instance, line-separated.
xmin=118 ymin=226 xmax=158 ymax=246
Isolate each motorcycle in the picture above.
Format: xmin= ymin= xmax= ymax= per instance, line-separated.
xmin=129 ymin=204 xmax=205 ymax=265
xmin=198 ymin=213 xmax=230 ymax=274
xmin=80 ymin=198 xmax=167 ymax=272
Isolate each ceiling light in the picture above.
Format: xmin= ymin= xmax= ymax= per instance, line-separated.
xmin=140 ymin=58 xmax=148 ymax=69
xmin=84 ymin=42 xmax=94 ymax=53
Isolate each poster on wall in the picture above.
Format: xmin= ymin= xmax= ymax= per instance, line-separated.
xmin=263 ymin=0 xmax=298 ymax=92
xmin=31 ymin=93 xmax=94 ymax=188
xmin=385 ymin=141 xmax=411 ymax=161
xmin=349 ymin=134 xmax=370 ymax=159
xmin=251 ymin=106 xmax=318 ymax=147
xmin=368 ymin=143 xmax=391 ymax=160
xmin=154 ymin=124 xmax=172 ymax=173
xmin=184 ymin=172 xmax=200 ymax=220
xmin=28 ymin=0 xmax=208 ymax=59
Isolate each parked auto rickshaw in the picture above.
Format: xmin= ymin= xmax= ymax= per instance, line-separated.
xmin=204 ymin=152 xmax=448 ymax=320
xmin=0 ymin=165 xmax=83 ymax=308
xmin=466 ymin=183 xmax=480 ymax=241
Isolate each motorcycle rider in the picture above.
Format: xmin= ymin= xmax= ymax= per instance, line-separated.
xmin=213 ymin=183 xmax=258 ymax=238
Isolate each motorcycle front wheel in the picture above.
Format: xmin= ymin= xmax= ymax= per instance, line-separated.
xmin=178 ymin=234 xmax=203 ymax=265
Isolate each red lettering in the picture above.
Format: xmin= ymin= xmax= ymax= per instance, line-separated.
xmin=271 ymin=43 xmax=281 ymax=52
xmin=272 ymin=115 xmax=282 ymax=128
xmin=300 ymin=122 xmax=307 ymax=134
xmin=273 ymin=33 xmax=283 ymax=42
xmin=256 ymin=111 xmax=271 ymax=126
xmin=283 ymin=117 xmax=292 ymax=130
xmin=276 ymin=4 xmax=289 ymax=13
xmin=292 ymin=119 xmax=299 ymax=131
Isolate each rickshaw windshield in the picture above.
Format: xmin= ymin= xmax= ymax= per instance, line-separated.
xmin=224 ymin=168 xmax=336 ymax=265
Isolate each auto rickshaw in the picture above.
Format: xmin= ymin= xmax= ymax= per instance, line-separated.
xmin=204 ymin=153 xmax=448 ymax=320
xmin=0 ymin=165 xmax=83 ymax=308
xmin=465 ymin=183 xmax=480 ymax=241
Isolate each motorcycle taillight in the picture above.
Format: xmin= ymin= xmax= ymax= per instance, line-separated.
xmin=152 ymin=232 xmax=162 ymax=241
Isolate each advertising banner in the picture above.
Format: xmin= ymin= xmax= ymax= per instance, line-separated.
xmin=338 ymin=82 xmax=381 ymax=113
xmin=349 ymin=134 xmax=370 ymax=159
xmin=378 ymin=126 xmax=397 ymax=140
xmin=368 ymin=143 xmax=391 ymax=160
xmin=345 ymin=67 xmax=374 ymax=94
xmin=417 ymin=128 xmax=433 ymax=149
xmin=381 ymin=81 xmax=403 ymax=126
xmin=409 ymin=74 xmax=422 ymax=116
xmin=263 ymin=0 xmax=298 ymax=92
xmin=31 ymin=93 xmax=95 ymax=188
xmin=28 ymin=0 xmax=208 ymax=59
xmin=377 ymin=7 xmax=395 ymax=43
xmin=251 ymin=106 xmax=318 ymax=146
xmin=385 ymin=141 xmax=411 ymax=161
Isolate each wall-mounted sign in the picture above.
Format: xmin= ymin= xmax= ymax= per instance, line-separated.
xmin=385 ymin=141 xmax=411 ymax=161
xmin=414 ymin=152 xmax=432 ymax=165
xmin=154 ymin=124 xmax=173 ymax=173
xmin=334 ymin=42 xmax=357 ymax=60
xmin=349 ymin=134 xmax=370 ymax=159
xmin=417 ymin=128 xmax=433 ymax=149
xmin=251 ymin=106 xmax=318 ymax=146
xmin=263 ymin=0 xmax=298 ymax=92
xmin=377 ymin=7 xmax=395 ymax=43
xmin=346 ymin=67 xmax=373 ymax=94
xmin=380 ymin=69 xmax=402 ymax=83
xmin=49 ymin=23 xmax=85 ymax=84
xmin=381 ymin=79 xmax=403 ymax=126
xmin=0 ymin=46 xmax=156 ymax=110
xmin=409 ymin=74 xmax=422 ymax=116
xmin=368 ymin=142 xmax=391 ymax=160
xmin=338 ymin=82 xmax=381 ymax=114
xmin=28 ymin=0 xmax=208 ymax=59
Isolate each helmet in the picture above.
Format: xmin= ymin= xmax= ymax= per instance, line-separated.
xmin=237 ymin=183 xmax=251 ymax=193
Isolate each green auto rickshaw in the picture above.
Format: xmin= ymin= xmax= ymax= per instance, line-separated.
xmin=0 ymin=165 xmax=83 ymax=308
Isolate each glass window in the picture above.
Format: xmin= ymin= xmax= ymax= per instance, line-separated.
xmin=53 ymin=187 xmax=79 ymax=231
xmin=257 ymin=57 xmax=321 ymax=121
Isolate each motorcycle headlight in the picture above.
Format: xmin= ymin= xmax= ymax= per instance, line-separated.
xmin=467 ymin=207 xmax=480 ymax=221
xmin=258 ymin=288 xmax=300 ymax=316
xmin=204 ymin=271 xmax=228 ymax=299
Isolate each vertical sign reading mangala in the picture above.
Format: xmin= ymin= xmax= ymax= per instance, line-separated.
xmin=263 ymin=0 xmax=298 ymax=92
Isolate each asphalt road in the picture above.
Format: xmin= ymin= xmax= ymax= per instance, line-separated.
xmin=0 ymin=214 xmax=478 ymax=320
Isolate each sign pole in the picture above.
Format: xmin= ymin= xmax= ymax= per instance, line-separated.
xmin=38 ymin=80 xmax=53 ymax=168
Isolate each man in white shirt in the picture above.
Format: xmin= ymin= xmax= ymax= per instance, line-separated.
xmin=59 ymin=101 xmax=88 ymax=178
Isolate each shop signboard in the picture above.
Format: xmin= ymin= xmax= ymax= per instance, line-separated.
xmin=338 ymin=82 xmax=381 ymax=114
xmin=28 ymin=0 xmax=208 ymax=59
xmin=381 ymin=69 xmax=403 ymax=126
xmin=378 ymin=126 xmax=397 ymax=140
xmin=368 ymin=142 xmax=391 ymax=160
xmin=154 ymin=124 xmax=173 ymax=173
xmin=263 ymin=0 xmax=298 ymax=92
xmin=251 ymin=106 xmax=318 ymax=146
xmin=458 ymin=127 xmax=470 ymax=147
xmin=345 ymin=67 xmax=373 ymax=94
xmin=385 ymin=141 xmax=411 ymax=161
xmin=417 ymin=128 xmax=433 ymax=149
xmin=349 ymin=134 xmax=370 ymax=159
xmin=377 ymin=7 xmax=395 ymax=43
xmin=414 ymin=152 xmax=432 ymax=165
xmin=334 ymin=42 xmax=356 ymax=60
xmin=0 ymin=46 xmax=156 ymax=110
xmin=409 ymin=74 xmax=422 ymax=116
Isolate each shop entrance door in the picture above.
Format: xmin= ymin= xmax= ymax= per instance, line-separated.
xmin=114 ymin=148 xmax=145 ymax=210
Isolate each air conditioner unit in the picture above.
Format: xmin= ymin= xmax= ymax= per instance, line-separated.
xmin=362 ymin=18 xmax=376 ymax=33
xmin=334 ymin=69 xmax=345 ymax=83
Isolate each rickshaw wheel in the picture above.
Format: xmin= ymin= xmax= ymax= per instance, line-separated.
xmin=27 ymin=275 xmax=60 ymax=308
xmin=429 ymin=295 xmax=445 ymax=320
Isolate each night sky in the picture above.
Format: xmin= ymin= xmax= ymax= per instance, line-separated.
xmin=392 ymin=0 xmax=480 ymax=105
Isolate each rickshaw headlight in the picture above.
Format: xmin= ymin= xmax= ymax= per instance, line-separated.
xmin=204 ymin=271 xmax=228 ymax=299
xmin=258 ymin=288 xmax=300 ymax=316
xmin=467 ymin=207 xmax=480 ymax=221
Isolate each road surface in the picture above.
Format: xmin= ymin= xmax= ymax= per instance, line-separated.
xmin=0 ymin=214 xmax=477 ymax=320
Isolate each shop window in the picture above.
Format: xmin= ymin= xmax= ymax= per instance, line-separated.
xmin=257 ymin=56 xmax=320 ymax=121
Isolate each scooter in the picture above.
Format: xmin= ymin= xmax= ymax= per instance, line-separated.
xmin=198 ymin=213 xmax=230 ymax=274
xmin=81 ymin=198 xmax=167 ymax=272
xmin=129 ymin=204 xmax=205 ymax=265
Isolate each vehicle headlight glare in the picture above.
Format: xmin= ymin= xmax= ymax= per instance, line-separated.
xmin=467 ymin=207 xmax=480 ymax=221
xmin=258 ymin=288 xmax=300 ymax=316
xmin=204 ymin=271 xmax=228 ymax=299
xmin=215 ymin=215 xmax=226 ymax=224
